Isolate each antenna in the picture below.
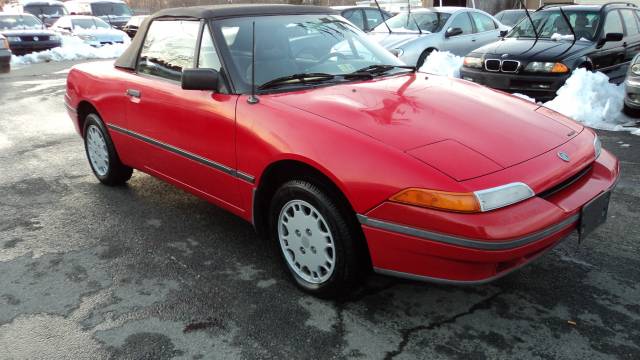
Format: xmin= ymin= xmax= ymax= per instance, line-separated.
xmin=247 ymin=21 xmax=259 ymax=105
xmin=373 ymin=0 xmax=391 ymax=33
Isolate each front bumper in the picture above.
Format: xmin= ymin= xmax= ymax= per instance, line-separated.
xmin=460 ymin=67 xmax=570 ymax=101
xmin=361 ymin=149 xmax=619 ymax=284
xmin=624 ymin=78 xmax=640 ymax=109
xmin=9 ymin=40 xmax=61 ymax=55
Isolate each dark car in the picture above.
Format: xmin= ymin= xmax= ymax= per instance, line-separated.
xmin=122 ymin=15 xmax=147 ymax=38
xmin=333 ymin=6 xmax=392 ymax=32
xmin=494 ymin=9 xmax=529 ymax=27
xmin=23 ymin=0 xmax=69 ymax=27
xmin=0 ymin=34 xmax=10 ymax=73
xmin=460 ymin=3 xmax=638 ymax=101
xmin=0 ymin=13 xmax=62 ymax=55
xmin=64 ymin=0 xmax=133 ymax=30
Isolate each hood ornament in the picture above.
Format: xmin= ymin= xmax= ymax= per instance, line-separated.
xmin=558 ymin=151 xmax=570 ymax=162
xmin=501 ymin=53 xmax=509 ymax=59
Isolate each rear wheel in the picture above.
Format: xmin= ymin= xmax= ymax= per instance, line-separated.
xmin=83 ymin=113 xmax=133 ymax=185
xmin=624 ymin=103 xmax=640 ymax=118
xmin=269 ymin=179 xmax=364 ymax=298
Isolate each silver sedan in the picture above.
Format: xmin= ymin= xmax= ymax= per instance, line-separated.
xmin=624 ymin=53 xmax=640 ymax=117
xmin=368 ymin=7 xmax=508 ymax=67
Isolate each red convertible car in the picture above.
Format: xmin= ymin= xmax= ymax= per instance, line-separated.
xmin=65 ymin=5 xmax=619 ymax=298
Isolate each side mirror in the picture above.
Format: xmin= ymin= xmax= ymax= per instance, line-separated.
xmin=598 ymin=32 xmax=623 ymax=47
xmin=445 ymin=27 xmax=463 ymax=38
xmin=181 ymin=68 xmax=219 ymax=91
xmin=499 ymin=29 xmax=508 ymax=37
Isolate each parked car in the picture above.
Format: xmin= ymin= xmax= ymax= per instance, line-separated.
xmin=66 ymin=5 xmax=619 ymax=298
xmin=624 ymin=53 xmax=640 ymax=116
xmin=494 ymin=9 xmax=530 ymax=27
xmin=51 ymin=15 xmax=127 ymax=46
xmin=0 ymin=34 xmax=10 ymax=73
xmin=64 ymin=0 xmax=132 ymax=30
xmin=369 ymin=7 xmax=508 ymax=67
xmin=333 ymin=6 xmax=392 ymax=32
xmin=0 ymin=13 xmax=61 ymax=55
xmin=22 ymin=0 xmax=68 ymax=27
xmin=121 ymin=14 xmax=146 ymax=38
xmin=460 ymin=3 xmax=638 ymax=101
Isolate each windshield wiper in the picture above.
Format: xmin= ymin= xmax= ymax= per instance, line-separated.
xmin=258 ymin=73 xmax=335 ymax=90
xmin=350 ymin=64 xmax=416 ymax=76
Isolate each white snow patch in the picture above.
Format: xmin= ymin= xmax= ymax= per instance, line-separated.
xmin=11 ymin=35 xmax=129 ymax=65
xmin=512 ymin=93 xmax=538 ymax=103
xmin=422 ymin=52 xmax=640 ymax=135
xmin=419 ymin=50 xmax=464 ymax=78
xmin=550 ymin=33 xmax=574 ymax=41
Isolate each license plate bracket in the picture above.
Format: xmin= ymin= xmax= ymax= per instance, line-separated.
xmin=579 ymin=190 xmax=611 ymax=242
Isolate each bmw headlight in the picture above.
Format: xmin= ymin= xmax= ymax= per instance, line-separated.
xmin=525 ymin=62 xmax=569 ymax=73
xmin=463 ymin=56 xmax=483 ymax=69
xmin=631 ymin=63 xmax=640 ymax=76
xmin=7 ymin=36 xmax=21 ymax=42
xmin=593 ymin=134 xmax=602 ymax=159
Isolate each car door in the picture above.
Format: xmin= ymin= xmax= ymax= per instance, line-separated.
xmin=590 ymin=10 xmax=627 ymax=81
xmin=620 ymin=9 xmax=640 ymax=68
xmin=442 ymin=11 xmax=476 ymax=56
xmin=469 ymin=11 xmax=500 ymax=51
xmin=123 ymin=19 xmax=242 ymax=208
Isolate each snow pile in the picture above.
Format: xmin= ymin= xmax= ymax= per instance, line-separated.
xmin=512 ymin=93 xmax=537 ymax=103
xmin=11 ymin=35 xmax=129 ymax=65
xmin=550 ymin=33 xmax=574 ymax=41
xmin=420 ymin=50 xmax=464 ymax=78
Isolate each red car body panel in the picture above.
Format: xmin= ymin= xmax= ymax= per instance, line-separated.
xmin=65 ymin=60 xmax=619 ymax=284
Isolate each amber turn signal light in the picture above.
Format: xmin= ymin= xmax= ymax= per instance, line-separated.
xmin=389 ymin=188 xmax=481 ymax=213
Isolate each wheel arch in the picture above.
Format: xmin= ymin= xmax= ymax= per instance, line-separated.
xmin=76 ymin=100 xmax=100 ymax=136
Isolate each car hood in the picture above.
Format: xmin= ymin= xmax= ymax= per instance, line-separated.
xmin=270 ymin=74 xmax=582 ymax=179
xmin=368 ymin=31 xmax=436 ymax=49
xmin=0 ymin=29 xmax=57 ymax=37
xmin=75 ymin=29 xmax=125 ymax=41
xmin=471 ymin=38 xmax=592 ymax=61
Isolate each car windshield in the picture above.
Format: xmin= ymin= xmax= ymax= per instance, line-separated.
xmin=72 ymin=17 xmax=110 ymax=29
xmin=24 ymin=5 xmax=68 ymax=17
xmin=0 ymin=15 xmax=42 ymax=30
xmin=91 ymin=3 xmax=132 ymax=17
xmin=213 ymin=14 xmax=404 ymax=93
xmin=374 ymin=11 xmax=451 ymax=33
xmin=507 ymin=10 xmax=600 ymax=41
xmin=499 ymin=10 xmax=526 ymax=26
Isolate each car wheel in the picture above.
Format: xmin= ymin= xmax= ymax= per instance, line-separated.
xmin=83 ymin=113 xmax=133 ymax=185
xmin=416 ymin=48 xmax=435 ymax=69
xmin=623 ymin=103 xmax=640 ymax=118
xmin=269 ymin=179 xmax=364 ymax=298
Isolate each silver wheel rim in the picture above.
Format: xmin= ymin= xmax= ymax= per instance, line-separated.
xmin=278 ymin=199 xmax=336 ymax=284
xmin=86 ymin=125 xmax=109 ymax=177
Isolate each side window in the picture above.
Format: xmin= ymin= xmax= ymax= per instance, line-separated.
xmin=343 ymin=9 xmax=365 ymax=30
xmin=364 ymin=9 xmax=384 ymax=31
xmin=137 ymin=20 xmax=200 ymax=82
xmin=198 ymin=26 xmax=222 ymax=71
xmin=448 ymin=13 xmax=473 ymax=35
xmin=470 ymin=12 xmax=497 ymax=32
xmin=621 ymin=9 xmax=639 ymax=35
xmin=603 ymin=10 xmax=623 ymax=35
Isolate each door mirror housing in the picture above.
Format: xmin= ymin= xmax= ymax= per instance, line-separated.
xmin=445 ymin=27 xmax=463 ymax=38
xmin=181 ymin=68 xmax=219 ymax=91
xmin=597 ymin=32 xmax=623 ymax=47
xmin=499 ymin=29 xmax=508 ymax=37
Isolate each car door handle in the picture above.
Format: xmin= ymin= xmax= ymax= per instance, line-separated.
xmin=126 ymin=89 xmax=141 ymax=98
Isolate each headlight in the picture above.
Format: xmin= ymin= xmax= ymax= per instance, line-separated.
xmin=7 ymin=36 xmax=21 ymax=42
xmin=463 ymin=56 xmax=483 ymax=69
xmin=390 ymin=48 xmax=403 ymax=57
xmin=593 ymin=134 xmax=602 ymax=159
xmin=78 ymin=35 xmax=97 ymax=41
xmin=525 ymin=62 xmax=569 ymax=73
xmin=631 ymin=64 xmax=640 ymax=76
xmin=390 ymin=182 xmax=534 ymax=213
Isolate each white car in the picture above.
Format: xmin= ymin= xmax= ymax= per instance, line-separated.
xmin=51 ymin=15 xmax=127 ymax=46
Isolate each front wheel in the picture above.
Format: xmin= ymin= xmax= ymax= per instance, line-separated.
xmin=83 ymin=113 xmax=133 ymax=185
xmin=269 ymin=179 xmax=365 ymax=298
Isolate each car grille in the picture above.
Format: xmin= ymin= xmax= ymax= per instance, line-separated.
xmin=538 ymin=165 xmax=593 ymax=199
xmin=20 ymin=36 xmax=49 ymax=41
xmin=485 ymin=59 xmax=501 ymax=72
xmin=484 ymin=59 xmax=520 ymax=73
xmin=501 ymin=60 xmax=520 ymax=73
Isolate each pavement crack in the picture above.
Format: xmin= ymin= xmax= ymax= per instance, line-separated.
xmin=383 ymin=291 xmax=503 ymax=360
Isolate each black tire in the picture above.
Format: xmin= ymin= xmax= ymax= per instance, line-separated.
xmin=624 ymin=103 xmax=640 ymax=118
xmin=83 ymin=113 xmax=133 ymax=185
xmin=416 ymin=48 xmax=435 ymax=69
xmin=269 ymin=179 xmax=366 ymax=298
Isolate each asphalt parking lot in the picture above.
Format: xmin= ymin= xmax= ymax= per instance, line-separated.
xmin=0 ymin=61 xmax=639 ymax=360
